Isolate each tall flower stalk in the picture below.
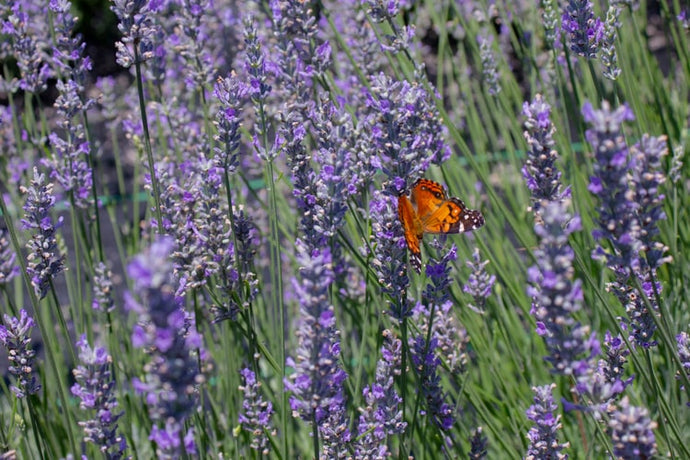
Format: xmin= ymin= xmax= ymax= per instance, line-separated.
xmin=463 ymin=247 xmax=496 ymax=315
xmin=0 ymin=309 xmax=41 ymax=399
xmin=0 ymin=229 xmax=19 ymax=288
xmin=584 ymin=100 xmax=666 ymax=348
xmin=126 ymin=237 xmax=203 ymax=458
xmin=71 ymin=335 xmax=126 ymax=459
xmin=562 ymin=0 xmax=602 ymax=58
xmin=354 ymin=330 xmax=406 ymax=457
xmin=522 ymin=94 xmax=568 ymax=211
xmin=238 ymin=368 xmax=276 ymax=456
xmin=527 ymin=200 xmax=595 ymax=376
xmin=110 ymin=0 xmax=163 ymax=230
xmin=525 ymin=384 xmax=569 ymax=459
xmin=284 ymin=240 xmax=350 ymax=458
xmin=21 ymin=167 xmax=65 ymax=300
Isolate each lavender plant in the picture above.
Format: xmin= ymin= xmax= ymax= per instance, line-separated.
xmin=42 ymin=79 xmax=94 ymax=211
xmin=284 ymin=240 xmax=350 ymax=457
xmin=370 ymin=191 xmax=411 ymax=321
xmin=364 ymin=72 xmax=450 ymax=194
xmin=71 ymin=335 xmax=126 ymax=459
xmin=91 ymin=262 xmax=115 ymax=313
xmin=522 ymin=94 xmax=567 ymax=210
xmin=524 ymin=384 xmax=569 ymax=459
xmin=126 ymin=237 xmax=204 ymax=458
xmin=527 ymin=200 xmax=595 ymax=376
xmin=479 ymin=35 xmax=501 ymax=96
xmin=21 ymin=167 xmax=65 ymax=299
xmin=0 ymin=229 xmax=19 ymax=286
xmin=600 ymin=5 xmax=621 ymax=80
xmin=677 ymin=331 xmax=690 ymax=406
xmin=354 ymin=330 xmax=406 ymax=458
xmin=0 ymin=309 xmax=41 ymax=398
xmin=5 ymin=1 xmax=52 ymax=94
xmin=238 ymin=367 xmax=276 ymax=455
xmin=609 ymin=397 xmax=657 ymax=459
xmin=110 ymin=0 xmax=157 ymax=69
xmin=562 ymin=0 xmax=602 ymax=58
xmin=468 ymin=426 xmax=488 ymax=459
xmin=463 ymin=247 xmax=496 ymax=315
xmin=584 ymin=100 xmax=665 ymax=348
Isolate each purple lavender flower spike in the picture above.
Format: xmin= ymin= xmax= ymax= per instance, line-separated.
xmin=284 ymin=239 xmax=350 ymax=457
xmin=71 ymin=335 xmax=127 ymax=459
xmin=413 ymin=242 xmax=471 ymax=374
xmin=213 ymin=75 xmax=247 ymax=174
xmin=238 ymin=368 xmax=276 ymax=455
xmin=243 ymin=16 xmax=271 ymax=154
xmin=354 ymin=330 xmax=406 ymax=458
xmin=528 ymin=200 xmax=595 ymax=376
xmin=110 ymin=0 xmax=157 ymax=68
xmin=0 ymin=309 xmax=41 ymax=398
xmin=583 ymin=100 xmax=639 ymax=270
xmin=211 ymin=206 xmax=259 ymax=323
xmin=126 ymin=237 xmax=204 ymax=458
xmin=0 ymin=229 xmax=19 ymax=285
xmin=283 ymin=99 xmax=358 ymax=280
xmin=365 ymin=0 xmax=415 ymax=52
xmin=92 ymin=262 xmax=116 ymax=313
xmin=463 ymin=247 xmax=496 ymax=314
xmin=42 ymin=79 xmax=94 ymax=210
xmin=600 ymin=6 xmax=621 ymax=80
xmin=173 ymin=0 xmax=214 ymax=92
xmin=522 ymin=94 xmax=568 ymax=210
xmin=568 ymin=333 xmax=631 ymax=416
xmin=370 ymin=191 xmax=411 ymax=321
xmin=21 ymin=167 xmax=65 ymax=299
xmin=413 ymin=335 xmax=455 ymax=430
xmin=6 ymin=3 xmax=53 ymax=93
xmin=468 ymin=426 xmax=488 ymax=459
xmin=676 ymin=330 xmax=690 ymax=406
xmin=584 ymin=100 xmax=662 ymax=348
xmin=43 ymin=0 xmax=95 ymax=210
xmin=479 ymin=35 xmax=501 ymax=96
xmin=364 ymin=73 xmax=450 ymax=193
xmin=597 ymin=331 xmax=633 ymax=391
xmin=50 ymin=0 xmax=93 ymax=89
xmin=609 ymin=397 xmax=657 ymax=459
xmin=541 ymin=0 xmax=561 ymax=49
xmin=630 ymin=134 xmax=671 ymax=271
xmin=271 ymin=0 xmax=331 ymax=88
xmin=562 ymin=0 xmax=603 ymax=58
xmin=424 ymin=242 xmax=456 ymax=306
xmin=524 ymin=384 xmax=569 ymax=459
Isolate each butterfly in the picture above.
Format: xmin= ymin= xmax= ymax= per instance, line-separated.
xmin=397 ymin=178 xmax=485 ymax=273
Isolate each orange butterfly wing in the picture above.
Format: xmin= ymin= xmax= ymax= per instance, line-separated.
xmin=422 ymin=196 xmax=485 ymax=234
xmin=411 ymin=178 xmax=447 ymax=221
xmin=398 ymin=193 xmax=423 ymax=272
xmin=398 ymin=178 xmax=485 ymax=273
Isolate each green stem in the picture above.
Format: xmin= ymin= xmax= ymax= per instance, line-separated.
xmin=264 ymin=158 xmax=288 ymax=459
xmin=82 ymin=110 xmax=104 ymax=262
xmin=133 ymin=46 xmax=163 ymax=233
xmin=398 ymin=315 xmax=408 ymax=459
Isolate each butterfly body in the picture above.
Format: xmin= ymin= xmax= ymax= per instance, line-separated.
xmin=398 ymin=178 xmax=484 ymax=272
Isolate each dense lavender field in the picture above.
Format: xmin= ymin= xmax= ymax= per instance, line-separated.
xmin=0 ymin=0 xmax=689 ymax=458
